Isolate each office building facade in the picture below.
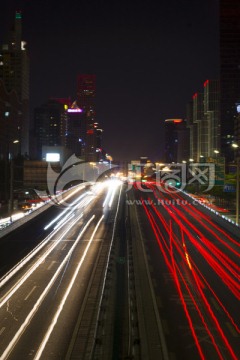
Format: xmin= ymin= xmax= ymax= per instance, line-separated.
xmin=164 ymin=119 xmax=189 ymax=163
xmin=188 ymin=80 xmax=220 ymax=162
xmin=76 ymin=74 xmax=102 ymax=161
xmin=34 ymin=99 xmax=68 ymax=160
xmin=0 ymin=11 xmax=30 ymax=156
xmin=219 ymin=0 xmax=240 ymax=158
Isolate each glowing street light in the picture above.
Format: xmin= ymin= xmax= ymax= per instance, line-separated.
xmin=232 ymin=144 xmax=240 ymax=224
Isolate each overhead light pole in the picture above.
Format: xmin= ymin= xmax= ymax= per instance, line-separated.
xmin=232 ymin=143 xmax=239 ymax=225
xmin=236 ymin=157 xmax=239 ymax=225
xmin=9 ymin=139 xmax=19 ymax=214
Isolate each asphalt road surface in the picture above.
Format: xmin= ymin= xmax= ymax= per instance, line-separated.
xmin=0 ymin=179 xmax=239 ymax=359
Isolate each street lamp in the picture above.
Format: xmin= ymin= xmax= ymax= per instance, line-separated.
xmin=231 ymin=143 xmax=239 ymax=225
xmin=9 ymin=139 xmax=19 ymax=214
xmin=214 ymin=150 xmax=220 ymax=156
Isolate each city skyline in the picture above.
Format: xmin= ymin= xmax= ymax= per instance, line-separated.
xmin=1 ymin=0 xmax=220 ymax=161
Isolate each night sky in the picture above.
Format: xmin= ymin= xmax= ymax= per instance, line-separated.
xmin=1 ymin=0 xmax=219 ymax=162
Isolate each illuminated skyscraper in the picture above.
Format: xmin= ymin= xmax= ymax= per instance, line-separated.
xmin=164 ymin=119 xmax=189 ymax=163
xmin=202 ymin=80 xmax=220 ymax=157
xmin=77 ymin=74 xmax=96 ymax=113
xmin=188 ymin=80 xmax=220 ymax=162
xmin=66 ymin=101 xmax=86 ymax=157
xmin=77 ymin=74 xmax=99 ymax=161
xmin=34 ymin=99 xmax=68 ymax=160
xmin=219 ymin=0 xmax=240 ymax=158
xmin=0 ymin=11 xmax=30 ymax=156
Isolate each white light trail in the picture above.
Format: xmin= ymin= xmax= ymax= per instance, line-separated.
xmin=0 ymin=190 xmax=96 ymax=290
xmin=44 ymin=192 xmax=89 ymax=230
xmin=34 ymin=215 xmax=104 ymax=360
xmin=102 ymin=179 xmax=122 ymax=208
xmin=0 ymin=213 xmax=83 ymax=309
xmin=0 ymin=216 xmax=95 ymax=360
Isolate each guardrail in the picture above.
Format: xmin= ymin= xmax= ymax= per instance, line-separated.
xmin=0 ymin=183 xmax=89 ymax=239
xmin=0 ymin=200 xmax=53 ymax=239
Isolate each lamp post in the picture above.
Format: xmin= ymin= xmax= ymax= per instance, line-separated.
xmin=232 ymin=143 xmax=239 ymax=225
xmin=236 ymin=157 xmax=239 ymax=225
xmin=9 ymin=139 xmax=19 ymax=214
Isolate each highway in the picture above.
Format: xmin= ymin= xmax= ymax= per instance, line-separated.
xmin=0 ymin=179 xmax=239 ymax=359
xmin=0 ymin=180 xmax=124 ymax=359
xmin=128 ymin=181 xmax=240 ymax=360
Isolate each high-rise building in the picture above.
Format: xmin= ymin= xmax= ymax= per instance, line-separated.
xmin=77 ymin=74 xmax=96 ymax=113
xmin=203 ymin=79 xmax=220 ymax=157
xmin=66 ymin=101 xmax=87 ymax=157
xmin=0 ymin=79 xmax=23 ymax=201
xmin=0 ymin=79 xmax=22 ymax=160
xmin=34 ymin=99 xmax=68 ymax=160
xmin=0 ymin=11 xmax=30 ymax=156
xmin=219 ymin=1 xmax=240 ymax=159
xmin=186 ymin=99 xmax=195 ymax=160
xmin=192 ymin=92 xmax=204 ymax=161
xmin=86 ymin=122 xmax=104 ymax=161
xmin=34 ymin=98 xmax=88 ymax=161
xmin=164 ymin=119 xmax=189 ymax=163
xmin=76 ymin=74 xmax=99 ymax=161
xmin=188 ymin=80 xmax=220 ymax=162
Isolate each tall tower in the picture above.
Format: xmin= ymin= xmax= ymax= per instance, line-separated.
xmin=77 ymin=74 xmax=97 ymax=161
xmin=203 ymin=79 xmax=220 ymax=157
xmin=34 ymin=99 xmax=69 ymax=160
xmin=219 ymin=1 xmax=240 ymax=159
xmin=164 ymin=119 xmax=189 ymax=163
xmin=0 ymin=11 xmax=30 ymax=156
xmin=192 ymin=92 xmax=204 ymax=161
xmin=188 ymin=81 xmax=220 ymax=162
xmin=77 ymin=74 xmax=96 ymax=112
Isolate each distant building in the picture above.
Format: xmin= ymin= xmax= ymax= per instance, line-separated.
xmin=23 ymin=160 xmax=61 ymax=190
xmin=0 ymin=79 xmax=22 ymax=160
xmin=76 ymin=74 xmax=100 ymax=161
xmin=219 ymin=0 xmax=240 ymax=159
xmin=66 ymin=101 xmax=87 ymax=158
xmin=33 ymin=98 xmax=90 ymax=162
xmin=202 ymin=80 xmax=220 ymax=157
xmin=0 ymin=79 xmax=22 ymax=201
xmin=186 ymin=99 xmax=196 ymax=160
xmin=164 ymin=119 xmax=189 ymax=163
xmin=34 ymin=99 xmax=68 ymax=160
xmin=192 ymin=92 xmax=204 ymax=162
xmin=77 ymin=74 xmax=96 ymax=114
xmin=188 ymin=80 xmax=220 ymax=162
xmin=0 ymin=11 xmax=30 ymax=156
xmin=235 ymin=104 xmax=240 ymax=157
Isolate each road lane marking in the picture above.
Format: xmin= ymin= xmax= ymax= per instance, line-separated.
xmin=226 ymin=322 xmax=239 ymax=337
xmin=47 ymin=261 xmax=56 ymax=270
xmin=83 ymin=238 xmax=102 ymax=242
xmin=0 ymin=215 xmax=83 ymax=293
xmin=210 ymin=297 xmax=221 ymax=312
xmin=0 ymin=215 xmax=95 ymax=360
xmin=0 ymin=215 xmax=81 ymax=309
xmin=24 ymin=286 xmax=37 ymax=301
xmin=0 ymin=327 xmax=6 ymax=335
xmin=34 ymin=215 xmax=103 ymax=360
xmin=61 ymin=244 xmax=67 ymax=250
